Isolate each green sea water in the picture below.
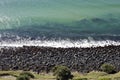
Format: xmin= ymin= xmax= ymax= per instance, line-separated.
xmin=0 ymin=0 xmax=120 ymax=40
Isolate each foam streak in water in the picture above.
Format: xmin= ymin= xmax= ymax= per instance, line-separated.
xmin=0 ymin=39 xmax=120 ymax=48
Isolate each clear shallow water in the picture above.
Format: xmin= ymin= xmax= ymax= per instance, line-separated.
xmin=0 ymin=0 xmax=120 ymax=29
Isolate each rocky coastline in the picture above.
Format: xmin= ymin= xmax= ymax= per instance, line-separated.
xmin=0 ymin=45 xmax=120 ymax=73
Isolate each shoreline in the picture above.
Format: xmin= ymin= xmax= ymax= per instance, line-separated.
xmin=0 ymin=39 xmax=120 ymax=48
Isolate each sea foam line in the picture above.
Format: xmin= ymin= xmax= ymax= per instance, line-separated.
xmin=0 ymin=39 xmax=120 ymax=48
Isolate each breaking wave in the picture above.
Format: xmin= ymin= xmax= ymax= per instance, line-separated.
xmin=0 ymin=39 xmax=120 ymax=48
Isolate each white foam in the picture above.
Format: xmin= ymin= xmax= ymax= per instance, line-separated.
xmin=0 ymin=39 xmax=120 ymax=48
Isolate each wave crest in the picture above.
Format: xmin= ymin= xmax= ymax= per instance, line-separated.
xmin=0 ymin=39 xmax=120 ymax=48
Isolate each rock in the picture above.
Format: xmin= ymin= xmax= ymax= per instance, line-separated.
xmin=0 ymin=45 xmax=120 ymax=72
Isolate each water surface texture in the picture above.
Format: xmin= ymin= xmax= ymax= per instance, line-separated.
xmin=0 ymin=0 xmax=120 ymax=47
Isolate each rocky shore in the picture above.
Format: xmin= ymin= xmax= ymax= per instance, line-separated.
xmin=0 ymin=45 xmax=120 ymax=73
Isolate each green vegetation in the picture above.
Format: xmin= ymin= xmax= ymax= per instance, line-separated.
xmin=0 ymin=64 xmax=119 ymax=80
xmin=100 ymin=63 xmax=116 ymax=74
xmin=16 ymin=75 xmax=30 ymax=80
xmin=20 ymin=72 xmax=35 ymax=79
xmin=0 ymin=70 xmax=120 ymax=80
xmin=114 ymin=77 xmax=120 ymax=80
xmin=52 ymin=65 xmax=73 ymax=80
xmin=74 ymin=78 xmax=88 ymax=80
xmin=98 ymin=78 xmax=111 ymax=80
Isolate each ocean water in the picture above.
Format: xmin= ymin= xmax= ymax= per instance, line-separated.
xmin=0 ymin=0 xmax=120 ymax=47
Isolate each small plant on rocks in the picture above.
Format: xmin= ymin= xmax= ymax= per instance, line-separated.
xmin=52 ymin=65 xmax=73 ymax=80
xmin=100 ymin=63 xmax=116 ymax=74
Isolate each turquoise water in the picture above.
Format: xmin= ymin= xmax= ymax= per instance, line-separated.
xmin=0 ymin=0 xmax=120 ymax=40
